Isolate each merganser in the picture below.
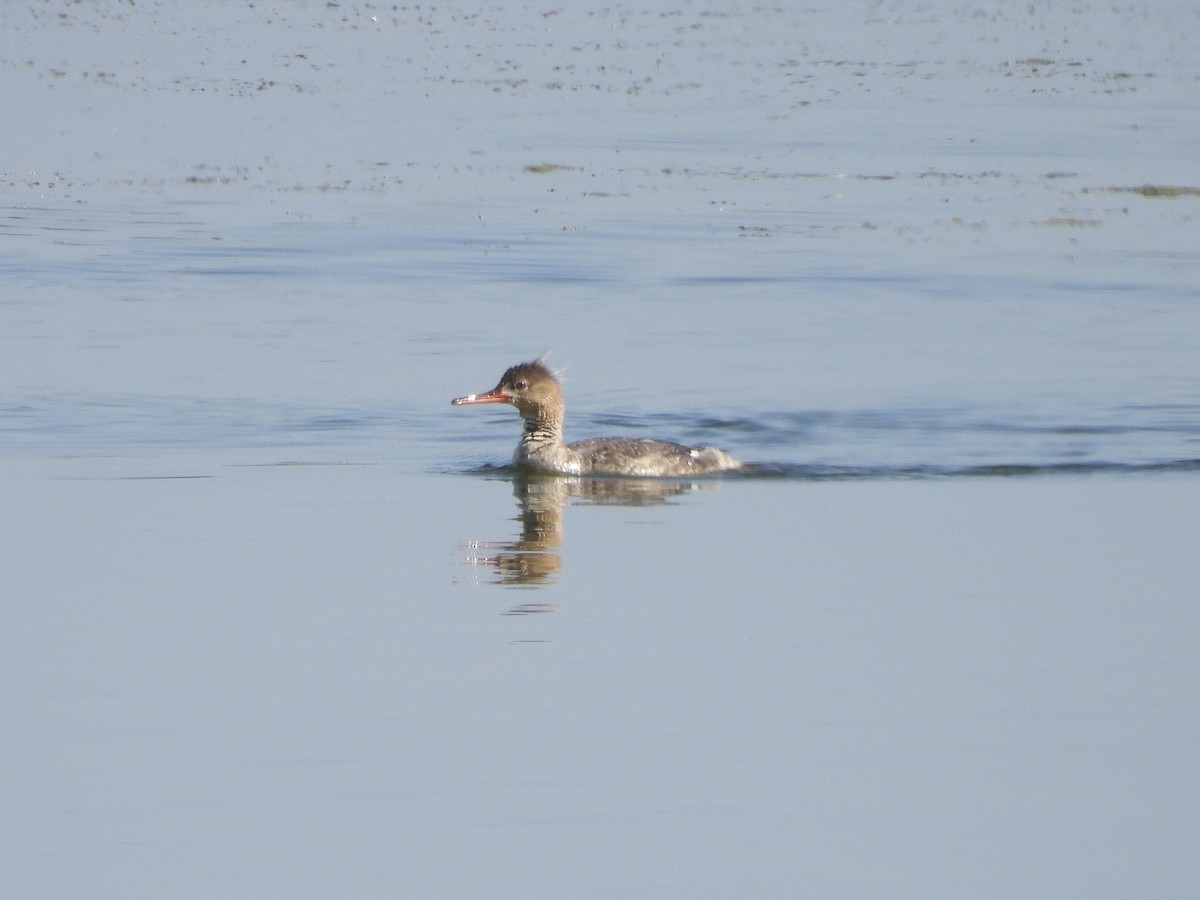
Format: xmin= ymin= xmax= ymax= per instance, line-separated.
xmin=452 ymin=360 xmax=742 ymax=477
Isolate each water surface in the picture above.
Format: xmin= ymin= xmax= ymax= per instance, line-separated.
xmin=3 ymin=2 xmax=1199 ymax=897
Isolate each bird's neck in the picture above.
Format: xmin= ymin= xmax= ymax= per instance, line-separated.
xmin=519 ymin=409 xmax=564 ymax=451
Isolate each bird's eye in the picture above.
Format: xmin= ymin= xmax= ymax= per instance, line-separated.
xmin=514 ymin=380 xmax=528 ymax=390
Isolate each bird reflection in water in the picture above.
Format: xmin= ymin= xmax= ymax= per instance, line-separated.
xmin=458 ymin=472 xmax=708 ymax=593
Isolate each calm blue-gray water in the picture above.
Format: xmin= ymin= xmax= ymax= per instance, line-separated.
xmin=3 ymin=2 xmax=1199 ymax=897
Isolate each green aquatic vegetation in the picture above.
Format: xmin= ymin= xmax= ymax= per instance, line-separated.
xmin=1113 ymin=184 xmax=1200 ymax=198
xmin=1039 ymin=217 xmax=1102 ymax=227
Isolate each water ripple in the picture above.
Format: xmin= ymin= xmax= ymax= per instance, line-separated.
xmin=5 ymin=395 xmax=1199 ymax=479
